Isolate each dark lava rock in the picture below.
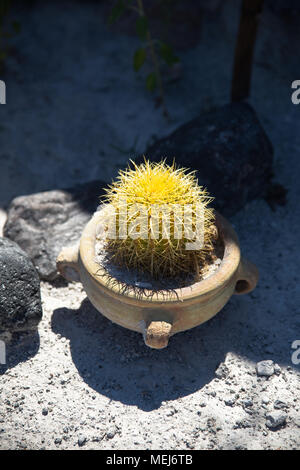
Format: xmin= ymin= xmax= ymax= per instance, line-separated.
xmin=4 ymin=180 xmax=106 ymax=281
xmin=142 ymin=102 xmax=273 ymax=216
xmin=0 ymin=238 xmax=42 ymax=333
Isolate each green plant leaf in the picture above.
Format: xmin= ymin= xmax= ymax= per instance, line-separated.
xmin=146 ymin=72 xmax=157 ymax=92
xmin=133 ymin=48 xmax=146 ymax=72
xmin=159 ymin=42 xmax=179 ymax=66
xmin=108 ymin=0 xmax=126 ymax=24
xmin=136 ymin=16 xmax=148 ymax=41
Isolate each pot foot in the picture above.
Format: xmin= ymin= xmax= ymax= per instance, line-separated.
xmin=143 ymin=320 xmax=172 ymax=349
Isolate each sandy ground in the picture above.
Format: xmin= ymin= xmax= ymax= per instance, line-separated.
xmin=0 ymin=0 xmax=299 ymax=450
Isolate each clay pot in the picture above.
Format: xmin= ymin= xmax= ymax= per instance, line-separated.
xmin=57 ymin=210 xmax=258 ymax=349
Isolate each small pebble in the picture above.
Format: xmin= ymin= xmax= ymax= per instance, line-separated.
xmin=265 ymin=411 xmax=287 ymax=429
xmin=215 ymin=363 xmax=229 ymax=379
xmin=242 ymin=399 xmax=253 ymax=408
xmin=106 ymin=426 xmax=117 ymax=439
xmin=224 ymin=398 xmax=235 ymax=407
xmin=78 ymin=435 xmax=87 ymax=447
xmin=274 ymin=400 xmax=288 ymax=410
xmin=256 ymin=360 xmax=274 ymax=377
xmin=293 ymin=415 xmax=300 ymax=428
xmin=274 ymin=364 xmax=281 ymax=374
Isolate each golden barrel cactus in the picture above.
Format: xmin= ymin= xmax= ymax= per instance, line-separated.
xmin=99 ymin=159 xmax=216 ymax=279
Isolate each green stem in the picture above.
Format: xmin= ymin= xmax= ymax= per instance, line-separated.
xmin=136 ymin=0 xmax=169 ymax=119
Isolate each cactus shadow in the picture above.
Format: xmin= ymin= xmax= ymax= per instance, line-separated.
xmin=51 ymin=294 xmax=274 ymax=411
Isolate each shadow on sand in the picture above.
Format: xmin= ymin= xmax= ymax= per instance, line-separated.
xmin=0 ymin=330 xmax=40 ymax=375
xmin=50 ymin=292 xmax=294 ymax=411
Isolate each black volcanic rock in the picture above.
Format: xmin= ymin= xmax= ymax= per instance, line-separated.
xmin=4 ymin=180 xmax=106 ymax=281
xmin=141 ymin=102 xmax=273 ymax=216
xmin=0 ymin=237 xmax=42 ymax=333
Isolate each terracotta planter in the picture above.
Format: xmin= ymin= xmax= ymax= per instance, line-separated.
xmin=57 ymin=210 xmax=258 ymax=349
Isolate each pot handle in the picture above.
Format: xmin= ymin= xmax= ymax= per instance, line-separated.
xmin=234 ymin=257 xmax=259 ymax=295
xmin=56 ymin=244 xmax=80 ymax=282
xmin=144 ymin=320 xmax=173 ymax=349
